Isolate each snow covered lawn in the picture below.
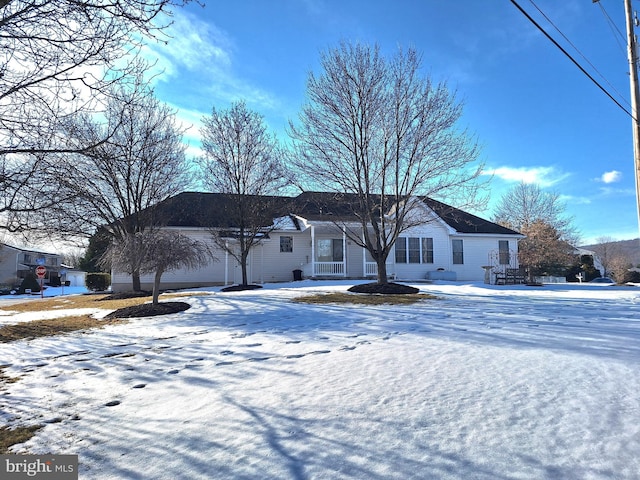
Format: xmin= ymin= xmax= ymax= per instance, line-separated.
xmin=1 ymin=281 xmax=639 ymax=479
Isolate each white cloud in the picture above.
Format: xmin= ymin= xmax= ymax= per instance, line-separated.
xmin=483 ymin=166 xmax=569 ymax=188
xmin=559 ymin=194 xmax=591 ymax=205
xmin=141 ymin=11 xmax=278 ymax=111
xmin=600 ymin=170 xmax=622 ymax=184
xmin=142 ymin=12 xmax=233 ymax=80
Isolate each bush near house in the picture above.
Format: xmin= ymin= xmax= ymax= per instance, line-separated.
xmin=86 ymin=273 xmax=111 ymax=292
xmin=19 ymin=273 xmax=41 ymax=293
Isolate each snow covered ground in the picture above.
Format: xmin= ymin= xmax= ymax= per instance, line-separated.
xmin=1 ymin=280 xmax=639 ymax=479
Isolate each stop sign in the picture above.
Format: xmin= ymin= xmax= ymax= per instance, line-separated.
xmin=35 ymin=265 xmax=46 ymax=278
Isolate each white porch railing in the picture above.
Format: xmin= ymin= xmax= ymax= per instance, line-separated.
xmin=314 ymin=262 xmax=345 ymax=276
xmin=365 ymin=262 xmax=378 ymax=276
xmin=364 ymin=261 xmax=395 ymax=277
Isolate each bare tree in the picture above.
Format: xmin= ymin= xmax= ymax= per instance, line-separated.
xmin=0 ymin=0 xmax=193 ymax=233
xmin=59 ymin=248 xmax=83 ymax=268
xmin=289 ymin=41 xmax=482 ymax=285
xmin=0 ymin=152 xmax=64 ymax=234
xmin=493 ymin=182 xmax=577 ymax=240
xmin=590 ymin=236 xmax=621 ymax=277
xmin=102 ymin=230 xmax=212 ymax=304
xmin=608 ymin=252 xmax=632 ymax=283
xmin=199 ymin=100 xmax=289 ymax=286
xmin=0 ymin=0 xmax=192 ymax=157
xmin=56 ymin=79 xmax=190 ymax=290
xmin=493 ymin=182 xmax=580 ymax=280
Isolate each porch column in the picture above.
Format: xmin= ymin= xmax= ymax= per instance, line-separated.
xmin=342 ymin=226 xmax=347 ymax=277
xmin=311 ymin=225 xmax=316 ymax=278
xmin=362 ymin=228 xmax=367 ymax=276
xmin=224 ymin=241 xmax=229 ymax=285
xmin=260 ymin=243 xmax=264 ymax=284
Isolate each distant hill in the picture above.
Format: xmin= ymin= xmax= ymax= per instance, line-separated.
xmin=581 ymin=238 xmax=640 ymax=267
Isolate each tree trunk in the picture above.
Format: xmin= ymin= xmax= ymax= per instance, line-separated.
xmin=152 ymin=269 xmax=163 ymax=305
xmin=132 ymin=269 xmax=142 ymax=292
xmin=240 ymin=250 xmax=249 ymax=286
xmin=376 ymin=257 xmax=388 ymax=285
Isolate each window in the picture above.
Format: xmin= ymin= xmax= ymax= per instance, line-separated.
xmin=317 ymin=239 xmax=343 ymax=262
xmin=452 ymin=239 xmax=464 ymax=264
xmin=280 ymin=236 xmax=293 ymax=253
xmin=422 ymin=238 xmax=434 ymax=264
xmin=23 ymin=254 xmax=32 ymax=264
xmin=408 ymin=237 xmax=421 ymax=263
xmin=395 ymin=238 xmax=407 ymax=263
xmin=395 ymin=237 xmax=434 ymax=264
xmin=498 ymin=240 xmax=510 ymax=265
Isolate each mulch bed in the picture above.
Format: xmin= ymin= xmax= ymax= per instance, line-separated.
xmin=99 ymin=291 xmax=152 ymax=301
xmin=103 ymin=302 xmax=191 ymax=319
xmin=221 ymin=284 xmax=263 ymax=292
xmin=347 ymin=282 xmax=420 ymax=294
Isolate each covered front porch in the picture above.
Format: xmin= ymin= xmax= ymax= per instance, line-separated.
xmin=304 ymin=223 xmax=392 ymax=278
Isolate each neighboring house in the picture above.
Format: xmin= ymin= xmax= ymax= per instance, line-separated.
xmin=60 ymin=264 xmax=87 ymax=287
xmin=0 ymin=243 xmax=63 ymax=287
xmin=110 ymin=192 xmax=524 ymax=292
xmin=574 ymin=247 xmax=605 ymax=278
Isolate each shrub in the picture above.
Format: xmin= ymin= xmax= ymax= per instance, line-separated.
xmin=19 ymin=272 xmax=41 ymax=293
xmin=565 ymin=254 xmax=600 ymax=282
xmin=629 ymin=271 xmax=640 ymax=283
xmin=85 ymin=273 xmax=111 ymax=292
xmin=618 ymin=269 xmax=640 ymax=284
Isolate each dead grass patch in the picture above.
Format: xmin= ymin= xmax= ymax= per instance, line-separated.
xmin=3 ymin=294 xmax=146 ymax=312
xmin=0 ymin=425 xmax=42 ymax=454
xmin=0 ymin=291 xmax=203 ymax=342
xmin=0 ymin=291 xmax=203 ymax=314
xmin=293 ymin=292 xmax=437 ymax=305
xmin=0 ymin=315 xmax=126 ymax=343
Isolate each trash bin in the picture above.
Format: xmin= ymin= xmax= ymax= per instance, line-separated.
xmin=292 ymin=269 xmax=303 ymax=281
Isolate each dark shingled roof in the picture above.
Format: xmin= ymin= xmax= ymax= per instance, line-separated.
xmin=153 ymin=192 xmax=293 ymax=228
xmin=151 ymin=191 xmax=521 ymax=236
xmin=289 ymin=191 xmax=379 ymax=222
xmin=420 ymin=197 xmax=521 ymax=235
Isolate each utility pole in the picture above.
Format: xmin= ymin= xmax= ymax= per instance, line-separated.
xmin=623 ymin=0 xmax=640 ymax=238
xmin=594 ymin=0 xmax=640 ymax=237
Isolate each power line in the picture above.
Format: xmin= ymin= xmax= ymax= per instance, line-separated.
xmin=527 ymin=0 xmax=630 ymax=111
xmin=510 ymin=0 xmax=634 ymax=119
xmin=596 ymin=0 xmax=627 ymax=55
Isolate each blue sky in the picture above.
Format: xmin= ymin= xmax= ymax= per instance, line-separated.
xmin=144 ymin=0 xmax=639 ymax=245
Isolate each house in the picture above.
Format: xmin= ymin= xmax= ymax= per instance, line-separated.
xmin=0 ymin=243 xmax=63 ymax=288
xmin=110 ymin=192 xmax=524 ymax=292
